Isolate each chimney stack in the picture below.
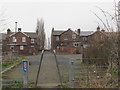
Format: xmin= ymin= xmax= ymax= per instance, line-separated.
xmin=7 ymin=29 xmax=11 ymax=35
xmin=52 ymin=27 xmax=54 ymax=32
xmin=68 ymin=28 xmax=71 ymax=30
xmin=77 ymin=28 xmax=80 ymax=35
xmin=97 ymin=26 xmax=100 ymax=31
xmin=18 ymin=28 xmax=21 ymax=32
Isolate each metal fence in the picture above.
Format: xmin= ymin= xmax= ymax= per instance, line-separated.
xmin=67 ymin=58 xmax=119 ymax=88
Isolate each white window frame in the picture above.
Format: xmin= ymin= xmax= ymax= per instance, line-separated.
xmin=72 ymin=33 xmax=76 ymax=39
xmin=22 ymin=37 xmax=26 ymax=42
xmin=13 ymin=37 xmax=17 ymax=42
xmin=31 ymin=39 xmax=34 ymax=43
xmin=56 ymin=36 xmax=60 ymax=41
xmin=83 ymin=37 xmax=87 ymax=41
xmin=10 ymin=46 xmax=14 ymax=50
xmin=64 ymin=34 xmax=68 ymax=40
xmin=31 ymin=45 xmax=34 ymax=47
xmin=74 ymin=42 xmax=79 ymax=47
xmin=20 ymin=46 xmax=24 ymax=50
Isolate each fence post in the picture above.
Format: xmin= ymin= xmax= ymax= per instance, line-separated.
xmin=69 ymin=60 xmax=74 ymax=88
xmin=23 ymin=60 xmax=28 ymax=88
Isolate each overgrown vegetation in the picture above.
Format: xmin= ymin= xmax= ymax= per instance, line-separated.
xmin=2 ymin=54 xmax=26 ymax=71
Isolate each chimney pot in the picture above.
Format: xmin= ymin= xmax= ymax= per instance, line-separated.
xmin=77 ymin=29 xmax=80 ymax=35
xmin=18 ymin=28 xmax=21 ymax=32
xmin=97 ymin=26 xmax=100 ymax=31
xmin=7 ymin=29 xmax=11 ymax=35
xmin=68 ymin=28 xmax=71 ymax=30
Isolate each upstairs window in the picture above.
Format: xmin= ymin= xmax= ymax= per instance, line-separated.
xmin=72 ymin=33 xmax=76 ymax=39
xmin=56 ymin=36 xmax=60 ymax=41
xmin=22 ymin=37 xmax=26 ymax=42
xmin=64 ymin=34 xmax=68 ymax=40
xmin=13 ymin=37 xmax=17 ymax=42
xmin=31 ymin=39 xmax=34 ymax=43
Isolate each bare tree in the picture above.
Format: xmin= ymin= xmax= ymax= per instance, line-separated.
xmin=36 ymin=18 xmax=45 ymax=50
xmin=89 ymin=0 xmax=119 ymax=67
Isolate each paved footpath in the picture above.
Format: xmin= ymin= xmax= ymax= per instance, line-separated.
xmin=37 ymin=51 xmax=60 ymax=87
xmin=3 ymin=51 xmax=82 ymax=88
xmin=3 ymin=51 xmax=60 ymax=88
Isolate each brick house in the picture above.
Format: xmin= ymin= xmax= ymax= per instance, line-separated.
xmin=51 ymin=28 xmax=94 ymax=54
xmin=51 ymin=26 xmax=108 ymax=54
xmin=1 ymin=28 xmax=39 ymax=55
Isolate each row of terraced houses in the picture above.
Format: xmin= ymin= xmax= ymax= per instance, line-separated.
xmin=51 ymin=26 xmax=108 ymax=54
xmin=0 ymin=26 xmax=108 ymax=55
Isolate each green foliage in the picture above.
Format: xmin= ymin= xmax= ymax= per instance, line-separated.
xmin=2 ymin=80 xmax=23 ymax=88
xmin=2 ymin=57 xmax=26 ymax=70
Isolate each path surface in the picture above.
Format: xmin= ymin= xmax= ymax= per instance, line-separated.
xmin=2 ymin=51 xmax=82 ymax=88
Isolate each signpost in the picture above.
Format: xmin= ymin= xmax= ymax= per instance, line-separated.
xmin=23 ymin=61 xmax=28 ymax=88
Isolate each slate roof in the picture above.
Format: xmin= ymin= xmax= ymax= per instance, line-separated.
xmin=52 ymin=31 xmax=64 ymax=35
xmin=24 ymin=32 xmax=38 ymax=38
xmin=0 ymin=32 xmax=38 ymax=40
xmin=80 ymin=31 xmax=94 ymax=36
xmin=52 ymin=30 xmax=94 ymax=36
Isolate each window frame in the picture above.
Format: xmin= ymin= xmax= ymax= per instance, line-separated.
xmin=56 ymin=36 xmax=60 ymax=41
xmin=74 ymin=42 xmax=79 ymax=47
xmin=64 ymin=34 xmax=69 ymax=40
xmin=20 ymin=46 xmax=24 ymax=50
xmin=72 ymin=33 xmax=76 ymax=39
xmin=22 ymin=37 xmax=26 ymax=42
xmin=31 ymin=39 xmax=35 ymax=43
xmin=13 ymin=37 xmax=17 ymax=42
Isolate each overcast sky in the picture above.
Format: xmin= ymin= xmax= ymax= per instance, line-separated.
xmin=0 ymin=0 xmax=119 ymax=39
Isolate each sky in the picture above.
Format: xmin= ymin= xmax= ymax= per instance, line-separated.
xmin=0 ymin=0 xmax=119 ymax=39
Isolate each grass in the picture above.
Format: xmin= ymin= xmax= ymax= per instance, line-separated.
xmin=2 ymin=57 xmax=26 ymax=71
xmin=2 ymin=81 xmax=38 ymax=88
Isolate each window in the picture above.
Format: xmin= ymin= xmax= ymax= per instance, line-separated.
xmin=13 ymin=37 xmax=17 ymax=42
xmin=22 ymin=37 xmax=26 ymax=42
xmin=31 ymin=39 xmax=34 ymax=43
xmin=83 ymin=37 xmax=87 ymax=41
xmin=20 ymin=46 xmax=24 ymax=50
xmin=31 ymin=45 xmax=34 ymax=47
xmin=10 ymin=46 xmax=14 ymax=50
xmin=64 ymin=34 xmax=68 ymax=40
xmin=72 ymin=33 xmax=76 ymax=39
xmin=66 ymin=42 xmax=70 ymax=46
xmin=74 ymin=42 xmax=79 ymax=47
xmin=56 ymin=36 xmax=60 ymax=41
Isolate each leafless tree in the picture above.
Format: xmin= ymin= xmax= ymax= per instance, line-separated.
xmin=36 ymin=18 xmax=45 ymax=50
xmin=89 ymin=0 xmax=119 ymax=67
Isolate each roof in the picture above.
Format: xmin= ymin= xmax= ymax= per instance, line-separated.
xmin=2 ymin=33 xmax=7 ymax=40
xmin=52 ymin=30 xmax=94 ymax=36
xmin=80 ymin=31 xmax=94 ymax=36
xmin=0 ymin=32 xmax=38 ymax=40
xmin=24 ymin=32 xmax=38 ymax=38
xmin=52 ymin=31 xmax=64 ymax=35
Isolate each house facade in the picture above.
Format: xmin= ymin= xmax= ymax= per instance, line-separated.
xmin=2 ymin=28 xmax=39 ymax=55
xmin=51 ymin=26 xmax=107 ymax=54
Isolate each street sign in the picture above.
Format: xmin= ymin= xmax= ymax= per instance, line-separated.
xmin=23 ymin=61 xmax=28 ymax=72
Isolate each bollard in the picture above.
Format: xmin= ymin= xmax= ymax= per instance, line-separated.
xmin=23 ymin=61 xmax=28 ymax=88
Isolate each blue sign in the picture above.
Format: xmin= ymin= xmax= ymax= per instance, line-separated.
xmin=23 ymin=61 xmax=28 ymax=72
